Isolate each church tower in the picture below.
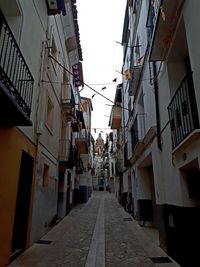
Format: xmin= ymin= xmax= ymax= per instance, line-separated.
xmin=95 ymin=133 xmax=104 ymax=156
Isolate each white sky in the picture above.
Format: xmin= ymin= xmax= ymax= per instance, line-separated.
xmin=77 ymin=0 xmax=126 ymax=141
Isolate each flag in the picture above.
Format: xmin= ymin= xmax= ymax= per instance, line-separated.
xmin=124 ymin=69 xmax=131 ymax=80
xmin=160 ymin=6 xmax=166 ymax=21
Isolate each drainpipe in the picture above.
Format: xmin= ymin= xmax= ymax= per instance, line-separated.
xmin=152 ymin=62 xmax=162 ymax=150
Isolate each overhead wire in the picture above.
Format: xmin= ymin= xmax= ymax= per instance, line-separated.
xmin=48 ymin=55 xmax=114 ymax=104
xmin=48 ymin=55 xmax=136 ymax=114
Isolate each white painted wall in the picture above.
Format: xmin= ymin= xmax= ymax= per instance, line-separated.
xmin=149 ymin=0 xmax=200 ymax=207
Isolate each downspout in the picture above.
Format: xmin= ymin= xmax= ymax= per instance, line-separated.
xmin=152 ymin=62 xmax=162 ymax=150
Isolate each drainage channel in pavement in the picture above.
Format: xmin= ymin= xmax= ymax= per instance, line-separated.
xmin=36 ymin=240 xmax=52 ymax=245
xmin=123 ymin=217 xmax=133 ymax=221
xmin=149 ymin=256 xmax=172 ymax=263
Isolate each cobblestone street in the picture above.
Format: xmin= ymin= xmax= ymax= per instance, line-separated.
xmin=9 ymin=192 xmax=179 ymax=267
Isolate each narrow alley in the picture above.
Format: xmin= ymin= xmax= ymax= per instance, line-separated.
xmin=9 ymin=192 xmax=179 ymax=267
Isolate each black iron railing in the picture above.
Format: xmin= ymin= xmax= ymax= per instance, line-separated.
xmin=168 ymin=73 xmax=199 ymax=149
xmin=131 ymin=113 xmax=146 ymax=151
xmin=0 ymin=9 xmax=34 ymax=117
xmin=152 ymin=0 xmax=161 ymax=26
xmin=146 ymin=0 xmax=161 ymax=46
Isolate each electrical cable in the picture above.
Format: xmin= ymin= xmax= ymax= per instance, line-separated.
xmin=48 ymin=55 xmax=115 ymax=104
xmin=48 ymin=55 xmax=133 ymax=113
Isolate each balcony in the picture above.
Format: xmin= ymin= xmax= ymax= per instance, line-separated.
xmin=75 ymin=129 xmax=88 ymax=154
xmin=128 ymin=63 xmax=143 ymax=96
xmin=0 ymin=9 xmax=34 ymax=126
xmin=71 ymin=110 xmax=86 ymax=132
xmin=61 ymin=83 xmax=76 ymax=121
xmin=168 ymin=73 xmax=199 ymax=151
xmin=149 ymin=0 xmax=185 ymax=61
xmin=110 ymin=105 xmax=122 ymax=129
xmin=130 ymin=113 xmax=148 ymax=163
xmin=59 ymin=139 xmax=77 ymax=168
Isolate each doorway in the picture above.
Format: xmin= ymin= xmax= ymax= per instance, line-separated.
xmin=66 ymin=171 xmax=71 ymax=214
xmin=10 ymin=150 xmax=34 ymax=261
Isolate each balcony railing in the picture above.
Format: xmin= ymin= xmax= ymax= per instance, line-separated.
xmin=76 ymin=128 xmax=88 ymax=140
xmin=152 ymin=0 xmax=161 ymax=25
xmin=131 ymin=113 xmax=146 ymax=151
xmin=128 ymin=63 xmax=143 ymax=96
xmin=0 ymin=9 xmax=34 ymax=125
xmin=59 ymin=139 xmax=77 ymax=168
xmin=110 ymin=105 xmax=122 ymax=129
xmin=168 ymin=73 xmax=199 ymax=149
xmin=61 ymin=83 xmax=76 ymax=122
xmin=75 ymin=129 xmax=88 ymax=154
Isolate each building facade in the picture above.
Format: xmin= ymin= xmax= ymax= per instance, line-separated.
xmin=0 ymin=1 xmax=94 ymax=266
xmin=112 ymin=0 xmax=200 ymax=266
xmin=76 ymin=97 xmax=94 ymax=202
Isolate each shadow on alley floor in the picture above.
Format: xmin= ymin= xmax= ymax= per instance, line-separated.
xmin=9 ymin=191 xmax=180 ymax=267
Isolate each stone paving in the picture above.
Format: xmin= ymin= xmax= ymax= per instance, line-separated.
xmin=104 ymin=196 xmax=153 ymax=267
xmin=9 ymin=191 xmax=180 ymax=267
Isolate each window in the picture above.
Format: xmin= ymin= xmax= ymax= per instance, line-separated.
xmin=46 ymin=97 xmax=54 ymax=132
xmin=43 ymin=163 xmax=49 ymax=187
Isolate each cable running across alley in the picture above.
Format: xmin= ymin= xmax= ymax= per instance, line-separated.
xmin=48 ymin=55 xmax=114 ymax=104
